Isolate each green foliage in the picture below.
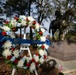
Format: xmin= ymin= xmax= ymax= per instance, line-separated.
xmin=65 ymin=30 xmax=76 ymax=43
xmin=4 ymin=0 xmax=29 ymax=15
xmin=5 ymin=59 xmax=17 ymax=68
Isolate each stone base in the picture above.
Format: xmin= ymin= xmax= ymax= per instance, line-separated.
xmin=49 ymin=41 xmax=76 ymax=61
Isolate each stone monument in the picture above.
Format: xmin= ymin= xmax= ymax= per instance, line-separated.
xmin=49 ymin=41 xmax=76 ymax=61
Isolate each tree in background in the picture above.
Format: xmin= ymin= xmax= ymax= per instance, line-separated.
xmin=0 ymin=0 xmax=76 ymax=42
xmin=4 ymin=0 xmax=29 ymax=16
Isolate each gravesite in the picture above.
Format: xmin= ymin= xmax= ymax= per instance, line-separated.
xmin=0 ymin=0 xmax=76 ymax=75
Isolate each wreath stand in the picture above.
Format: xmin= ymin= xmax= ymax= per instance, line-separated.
xmin=11 ymin=32 xmax=38 ymax=75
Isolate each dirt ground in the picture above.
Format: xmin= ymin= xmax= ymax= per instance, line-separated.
xmin=0 ymin=56 xmax=63 ymax=75
xmin=0 ymin=58 xmax=31 ymax=75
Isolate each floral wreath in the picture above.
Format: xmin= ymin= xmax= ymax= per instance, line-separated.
xmin=1 ymin=15 xmax=50 ymax=73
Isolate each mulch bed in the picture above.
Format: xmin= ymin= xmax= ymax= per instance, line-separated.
xmin=0 ymin=57 xmax=28 ymax=75
xmin=0 ymin=56 xmax=64 ymax=75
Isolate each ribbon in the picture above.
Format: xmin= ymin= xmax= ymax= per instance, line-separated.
xmin=45 ymin=39 xmax=51 ymax=46
xmin=2 ymin=38 xmax=45 ymax=44
xmin=0 ymin=33 xmax=6 ymax=48
xmin=0 ymin=32 xmax=51 ymax=46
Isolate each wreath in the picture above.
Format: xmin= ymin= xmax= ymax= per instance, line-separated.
xmin=1 ymin=16 xmax=50 ymax=73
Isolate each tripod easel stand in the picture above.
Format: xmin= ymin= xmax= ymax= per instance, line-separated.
xmin=11 ymin=34 xmax=38 ymax=75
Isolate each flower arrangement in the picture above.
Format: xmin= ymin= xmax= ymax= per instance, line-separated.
xmin=1 ymin=15 xmax=50 ymax=73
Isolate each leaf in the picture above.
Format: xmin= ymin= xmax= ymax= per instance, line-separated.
xmin=18 ymin=18 xmax=21 ymax=23
xmin=5 ymin=60 xmax=11 ymax=63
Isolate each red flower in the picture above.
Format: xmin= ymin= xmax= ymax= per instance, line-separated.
xmin=4 ymin=21 xmax=9 ymax=24
xmin=7 ymin=55 xmax=12 ymax=60
xmin=26 ymin=18 xmax=28 ymax=21
xmin=33 ymin=21 xmax=36 ymax=25
xmin=12 ymin=27 xmax=17 ymax=32
xmin=36 ymin=53 xmax=39 ymax=56
xmin=35 ymin=62 xmax=39 ymax=66
xmin=39 ymin=31 xmax=43 ymax=35
xmin=14 ymin=17 xmax=18 ymax=21
xmin=10 ymin=47 xmax=15 ymax=51
xmin=41 ymin=45 xmax=45 ymax=49
xmin=31 ymin=58 xmax=35 ymax=62
xmin=2 ymin=31 xmax=7 ymax=36
xmin=19 ymin=56 xmax=22 ymax=59
xmin=44 ymin=55 xmax=47 ymax=59
xmin=14 ymin=59 xmax=19 ymax=64
xmin=26 ymin=63 xmax=31 ymax=67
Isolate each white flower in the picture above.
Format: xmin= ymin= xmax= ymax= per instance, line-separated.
xmin=25 ymin=56 xmax=31 ymax=62
xmin=10 ymin=32 xmax=15 ymax=38
xmin=20 ymin=16 xmax=34 ymax=26
xmin=29 ymin=63 xmax=36 ymax=73
xmin=37 ymin=44 xmax=42 ymax=47
xmin=33 ymin=55 xmax=39 ymax=62
xmin=21 ymin=19 xmax=27 ymax=26
xmin=44 ymin=50 xmax=47 ymax=56
xmin=10 ymin=19 xmax=17 ymax=27
xmin=3 ymin=41 xmax=12 ymax=48
xmin=3 ymin=49 xmax=12 ymax=57
xmin=35 ymin=23 xmax=40 ymax=29
xmin=17 ymin=60 xmax=24 ymax=67
xmin=29 ymin=21 xmax=32 ymax=26
xmin=1 ymin=26 xmax=10 ymax=31
xmin=28 ymin=16 xmax=35 ymax=22
xmin=43 ymin=44 xmax=49 ymax=49
xmin=19 ymin=15 xmax=26 ymax=19
xmin=40 ymin=36 xmax=46 ymax=42
xmin=41 ymin=28 xmax=45 ymax=33
xmin=39 ymin=49 xmax=44 ymax=56
xmin=39 ymin=57 xmax=44 ymax=64
xmin=13 ymin=50 xmax=19 ymax=58
xmin=17 ymin=23 xmax=22 ymax=27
